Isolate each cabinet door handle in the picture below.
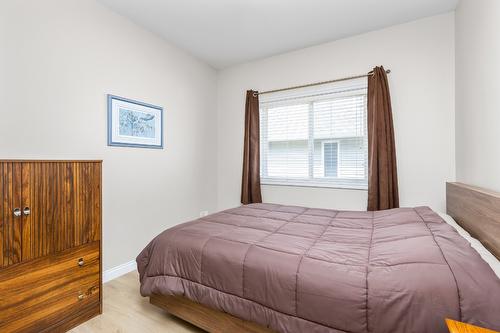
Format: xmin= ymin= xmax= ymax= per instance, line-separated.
xmin=78 ymin=258 xmax=85 ymax=267
xmin=23 ymin=207 xmax=31 ymax=216
xmin=13 ymin=208 xmax=21 ymax=217
xmin=78 ymin=293 xmax=85 ymax=301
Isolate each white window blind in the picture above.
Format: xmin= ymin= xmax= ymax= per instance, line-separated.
xmin=259 ymin=78 xmax=368 ymax=190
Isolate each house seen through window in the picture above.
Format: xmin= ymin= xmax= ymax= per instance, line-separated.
xmin=259 ymin=79 xmax=368 ymax=189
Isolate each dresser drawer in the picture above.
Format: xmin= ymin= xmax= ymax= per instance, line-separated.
xmin=0 ymin=242 xmax=101 ymax=332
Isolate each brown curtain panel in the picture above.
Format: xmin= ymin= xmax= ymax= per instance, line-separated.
xmin=241 ymin=90 xmax=262 ymax=204
xmin=367 ymin=66 xmax=399 ymax=211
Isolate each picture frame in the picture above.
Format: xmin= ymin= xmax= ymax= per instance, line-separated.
xmin=107 ymin=94 xmax=164 ymax=149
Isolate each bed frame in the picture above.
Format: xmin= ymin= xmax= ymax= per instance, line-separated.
xmin=150 ymin=294 xmax=274 ymax=333
xmin=149 ymin=182 xmax=500 ymax=332
xmin=446 ymin=182 xmax=500 ymax=259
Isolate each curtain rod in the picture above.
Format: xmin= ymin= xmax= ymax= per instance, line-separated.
xmin=255 ymin=69 xmax=391 ymax=96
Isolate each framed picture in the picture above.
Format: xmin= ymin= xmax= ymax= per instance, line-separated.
xmin=107 ymin=95 xmax=163 ymax=149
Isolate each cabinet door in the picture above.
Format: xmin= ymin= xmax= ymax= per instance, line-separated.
xmin=24 ymin=162 xmax=101 ymax=258
xmin=0 ymin=162 xmax=23 ymax=267
xmin=1 ymin=161 xmax=101 ymax=266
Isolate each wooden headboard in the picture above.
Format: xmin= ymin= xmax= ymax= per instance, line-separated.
xmin=446 ymin=182 xmax=500 ymax=260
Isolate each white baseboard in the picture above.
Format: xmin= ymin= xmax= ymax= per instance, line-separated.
xmin=103 ymin=260 xmax=137 ymax=283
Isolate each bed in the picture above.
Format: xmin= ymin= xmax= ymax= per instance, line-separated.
xmin=137 ymin=182 xmax=500 ymax=333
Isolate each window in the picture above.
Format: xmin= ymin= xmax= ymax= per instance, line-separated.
xmin=322 ymin=141 xmax=339 ymax=178
xmin=259 ymin=78 xmax=368 ymax=189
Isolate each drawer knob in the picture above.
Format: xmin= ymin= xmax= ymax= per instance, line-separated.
xmin=88 ymin=286 xmax=98 ymax=295
xmin=77 ymin=258 xmax=85 ymax=267
xmin=23 ymin=207 xmax=31 ymax=216
xmin=78 ymin=293 xmax=85 ymax=301
xmin=13 ymin=208 xmax=21 ymax=217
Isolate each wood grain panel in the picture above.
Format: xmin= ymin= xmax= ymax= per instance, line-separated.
xmin=446 ymin=182 xmax=500 ymax=259
xmin=21 ymin=163 xmax=33 ymax=261
xmin=150 ymin=294 xmax=276 ymax=333
xmin=446 ymin=319 xmax=499 ymax=333
xmin=1 ymin=162 xmax=23 ymax=267
xmin=3 ymin=162 xmax=13 ymax=266
xmin=64 ymin=162 xmax=75 ymax=250
xmin=45 ymin=303 xmax=101 ymax=333
xmin=81 ymin=163 xmax=91 ymax=245
xmin=18 ymin=162 xmax=102 ymax=259
xmin=11 ymin=163 xmax=23 ymax=265
xmin=9 ymin=162 xmax=16 ymax=263
xmin=30 ymin=162 xmax=48 ymax=258
xmin=0 ymin=242 xmax=100 ymax=332
xmin=0 ymin=162 xmax=4 ymax=268
xmin=0 ymin=160 xmax=102 ymax=332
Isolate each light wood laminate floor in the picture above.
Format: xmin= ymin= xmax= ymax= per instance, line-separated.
xmin=70 ymin=271 xmax=204 ymax=333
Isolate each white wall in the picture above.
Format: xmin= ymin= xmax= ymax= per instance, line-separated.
xmin=217 ymin=13 xmax=456 ymax=213
xmin=0 ymin=0 xmax=218 ymax=270
xmin=455 ymin=0 xmax=500 ymax=192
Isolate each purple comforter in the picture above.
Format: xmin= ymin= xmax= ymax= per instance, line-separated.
xmin=137 ymin=204 xmax=500 ymax=333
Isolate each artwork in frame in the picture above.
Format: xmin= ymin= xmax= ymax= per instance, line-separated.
xmin=107 ymin=94 xmax=163 ymax=149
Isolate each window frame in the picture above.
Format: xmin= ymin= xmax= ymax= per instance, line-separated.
xmin=259 ymin=84 xmax=368 ymax=190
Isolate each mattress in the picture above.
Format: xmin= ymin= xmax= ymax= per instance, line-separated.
xmin=137 ymin=203 xmax=500 ymax=333
xmin=439 ymin=213 xmax=500 ymax=278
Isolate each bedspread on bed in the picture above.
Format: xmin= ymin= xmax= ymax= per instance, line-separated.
xmin=137 ymin=204 xmax=500 ymax=333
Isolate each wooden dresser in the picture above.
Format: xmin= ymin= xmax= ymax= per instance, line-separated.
xmin=0 ymin=160 xmax=102 ymax=332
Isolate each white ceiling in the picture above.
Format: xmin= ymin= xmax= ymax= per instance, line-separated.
xmin=98 ymin=0 xmax=459 ymax=69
